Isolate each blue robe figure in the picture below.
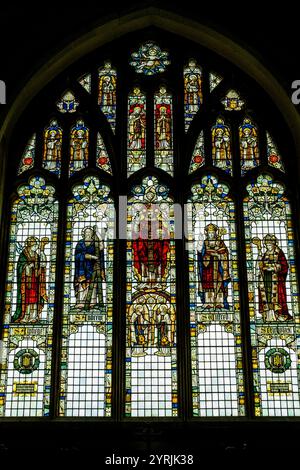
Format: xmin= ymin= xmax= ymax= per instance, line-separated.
xmin=74 ymin=226 xmax=105 ymax=309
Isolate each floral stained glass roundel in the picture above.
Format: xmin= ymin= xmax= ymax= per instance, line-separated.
xmin=130 ymin=42 xmax=170 ymax=76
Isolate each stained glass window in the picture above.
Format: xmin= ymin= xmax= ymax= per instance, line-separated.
xmin=184 ymin=59 xmax=203 ymax=132
xmin=221 ymin=89 xmax=245 ymax=111
xmin=126 ymin=176 xmax=177 ymax=417
xmin=56 ymin=90 xmax=79 ymax=113
xmin=239 ymin=117 xmax=260 ymax=175
xmin=189 ymin=131 xmax=205 ymax=174
xmin=130 ymin=41 xmax=170 ymax=75
xmin=59 ymin=176 xmax=114 ymax=417
xmin=69 ymin=119 xmax=89 ymax=176
xmin=187 ymin=175 xmax=245 ymax=416
xmin=244 ymin=174 xmax=300 ymax=416
xmin=0 ymin=176 xmax=58 ymax=417
xmin=18 ymin=134 xmax=36 ymax=175
xmin=98 ymin=62 xmax=117 ymax=133
xmin=96 ymin=133 xmax=112 ymax=175
xmin=42 ymin=120 xmax=62 ymax=176
xmin=154 ymin=86 xmax=173 ymax=175
xmin=211 ymin=117 xmax=232 ymax=175
xmin=127 ymin=87 xmax=146 ymax=176
xmin=4 ymin=35 xmax=300 ymax=425
xmin=267 ymin=132 xmax=285 ymax=172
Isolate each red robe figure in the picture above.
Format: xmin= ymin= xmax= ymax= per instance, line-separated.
xmin=132 ymin=207 xmax=170 ymax=282
xmin=258 ymin=234 xmax=292 ymax=321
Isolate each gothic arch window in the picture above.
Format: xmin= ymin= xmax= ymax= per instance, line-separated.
xmin=1 ymin=29 xmax=300 ymax=420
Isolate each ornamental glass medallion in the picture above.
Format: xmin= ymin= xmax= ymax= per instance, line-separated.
xmin=187 ymin=175 xmax=245 ymax=417
xmin=130 ymin=41 xmax=170 ymax=76
xmin=189 ymin=131 xmax=205 ymax=174
xmin=125 ymin=177 xmax=177 ymax=417
xmin=0 ymin=177 xmax=58 ymax=417
xmin=244 ymin=174 xmax=300 ymax=416
xmin=56 ymin=90 xmax=79 ymax=114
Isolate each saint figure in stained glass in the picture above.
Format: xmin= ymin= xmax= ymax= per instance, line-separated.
xmin=184 ymin=59 xmax=203 ymax=132
xmin=155 ymin=98 xmax=172 ymax=152
xmin=240 ymin=117 xmax=259 ymax=174
xmin=221 ymin=89 xmax=244 ymax=111
xmin=98 ymin=62 xmax=117 ymax=131
xmin=74 ymin=226 xmax=106 ymax=309
xmin=212 ymin=117 xmax=232 ymax=173
xmin=253 ymin=234 xmax=292 ymax=322
xmin=12 ymin=236 xmax=49 ymax=323
xmin=128 ymin=103 xmax=146 ymax=151
xmin=197 ymin=223 xmax=230 ymax=310
xmin=43 ymin=120 xmax=62 ymax=174
xmin=56 ymin=90 xmax=79 ymax=113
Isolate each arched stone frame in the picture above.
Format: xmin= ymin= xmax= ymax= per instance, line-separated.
xmin=0 ymin=7 xmax=300 ymax=425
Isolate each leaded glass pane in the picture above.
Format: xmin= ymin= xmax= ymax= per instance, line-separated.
xmin=244 ymin=174 xmax=300 ymax=416
xmin=59 ymin=176 xmax=114 ymax=417
xmin=239 ymin=117 xmax=260 ymax=175
xmin=154 ymin=86 xmax=173 ymax=175
xmin=211 ymin=117 xmax=232 ymax=175
xmin=69 ymin=120 xmax=89 ymax=176
xmin=0 ymin=176 xmax=58 ymax=417
xmin=18 ymin=134 xmax=36 ymax=175
xmin=125 ymin=176 xmax=177 ymax=417
xmin=187 ymin=175 xmax=245 ymax=416
xmin=184 ymin=59 xmax=203 ymax=132
xmin=127 ymin=87 xmax=146 ymax=176
xmin=98 ymin=62 xmax=117 ymax=133
xmin=42 ymin=120 xmax=62 ymax=176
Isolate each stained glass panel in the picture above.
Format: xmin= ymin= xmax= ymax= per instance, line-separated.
xmin=221 ymin=90 xmax=245 ymax=111
xmin=189 ymin=131 xmax=205 ymax=174
xmin=18 ymin=134 xmax=36 ymax=175
xmin=126 ymin=176 xmax=177 ymax=417
xmin=98 ymin=62 xmax=117 ymax=133
xmin=244 ymin=174 xmax=300 ymax=416
xmin=0 ymin=176 xmax=58 ymax=417
xmin=187 ymin=175 xmax=245 ymax=416
xmin=130 ymin=41 xmax=170 ymax=75
xmin=154 ymin=86 xmax=173 ymax=175
xmin=267 ymin=132 xmax=285 ymax=172
xmin=96 ymin=133 xmax=112 ymax=175
xmin=78 ymin=73 xmax=91 ymax=94
xmin=209 ymin=72 xmax=223 ymax=92
xmin=42 ymin=120 xmax=62 ymax=176
xmin=211 ymin=117 xmax=232 ymax=175
xmin=56 ymin=90 xmax=79 ymax=113
xmin=59 ymin=176 xmax=114 ymax=417
xmin=184 ymin=59 xmax=203 ymax=132
xmin=239 ymin=117 xmax=260 ymax=175
xmin=127 ymin=87 xmax=146 ymax=176
xmin=69 ymin=119 xmax=89 ymax=176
